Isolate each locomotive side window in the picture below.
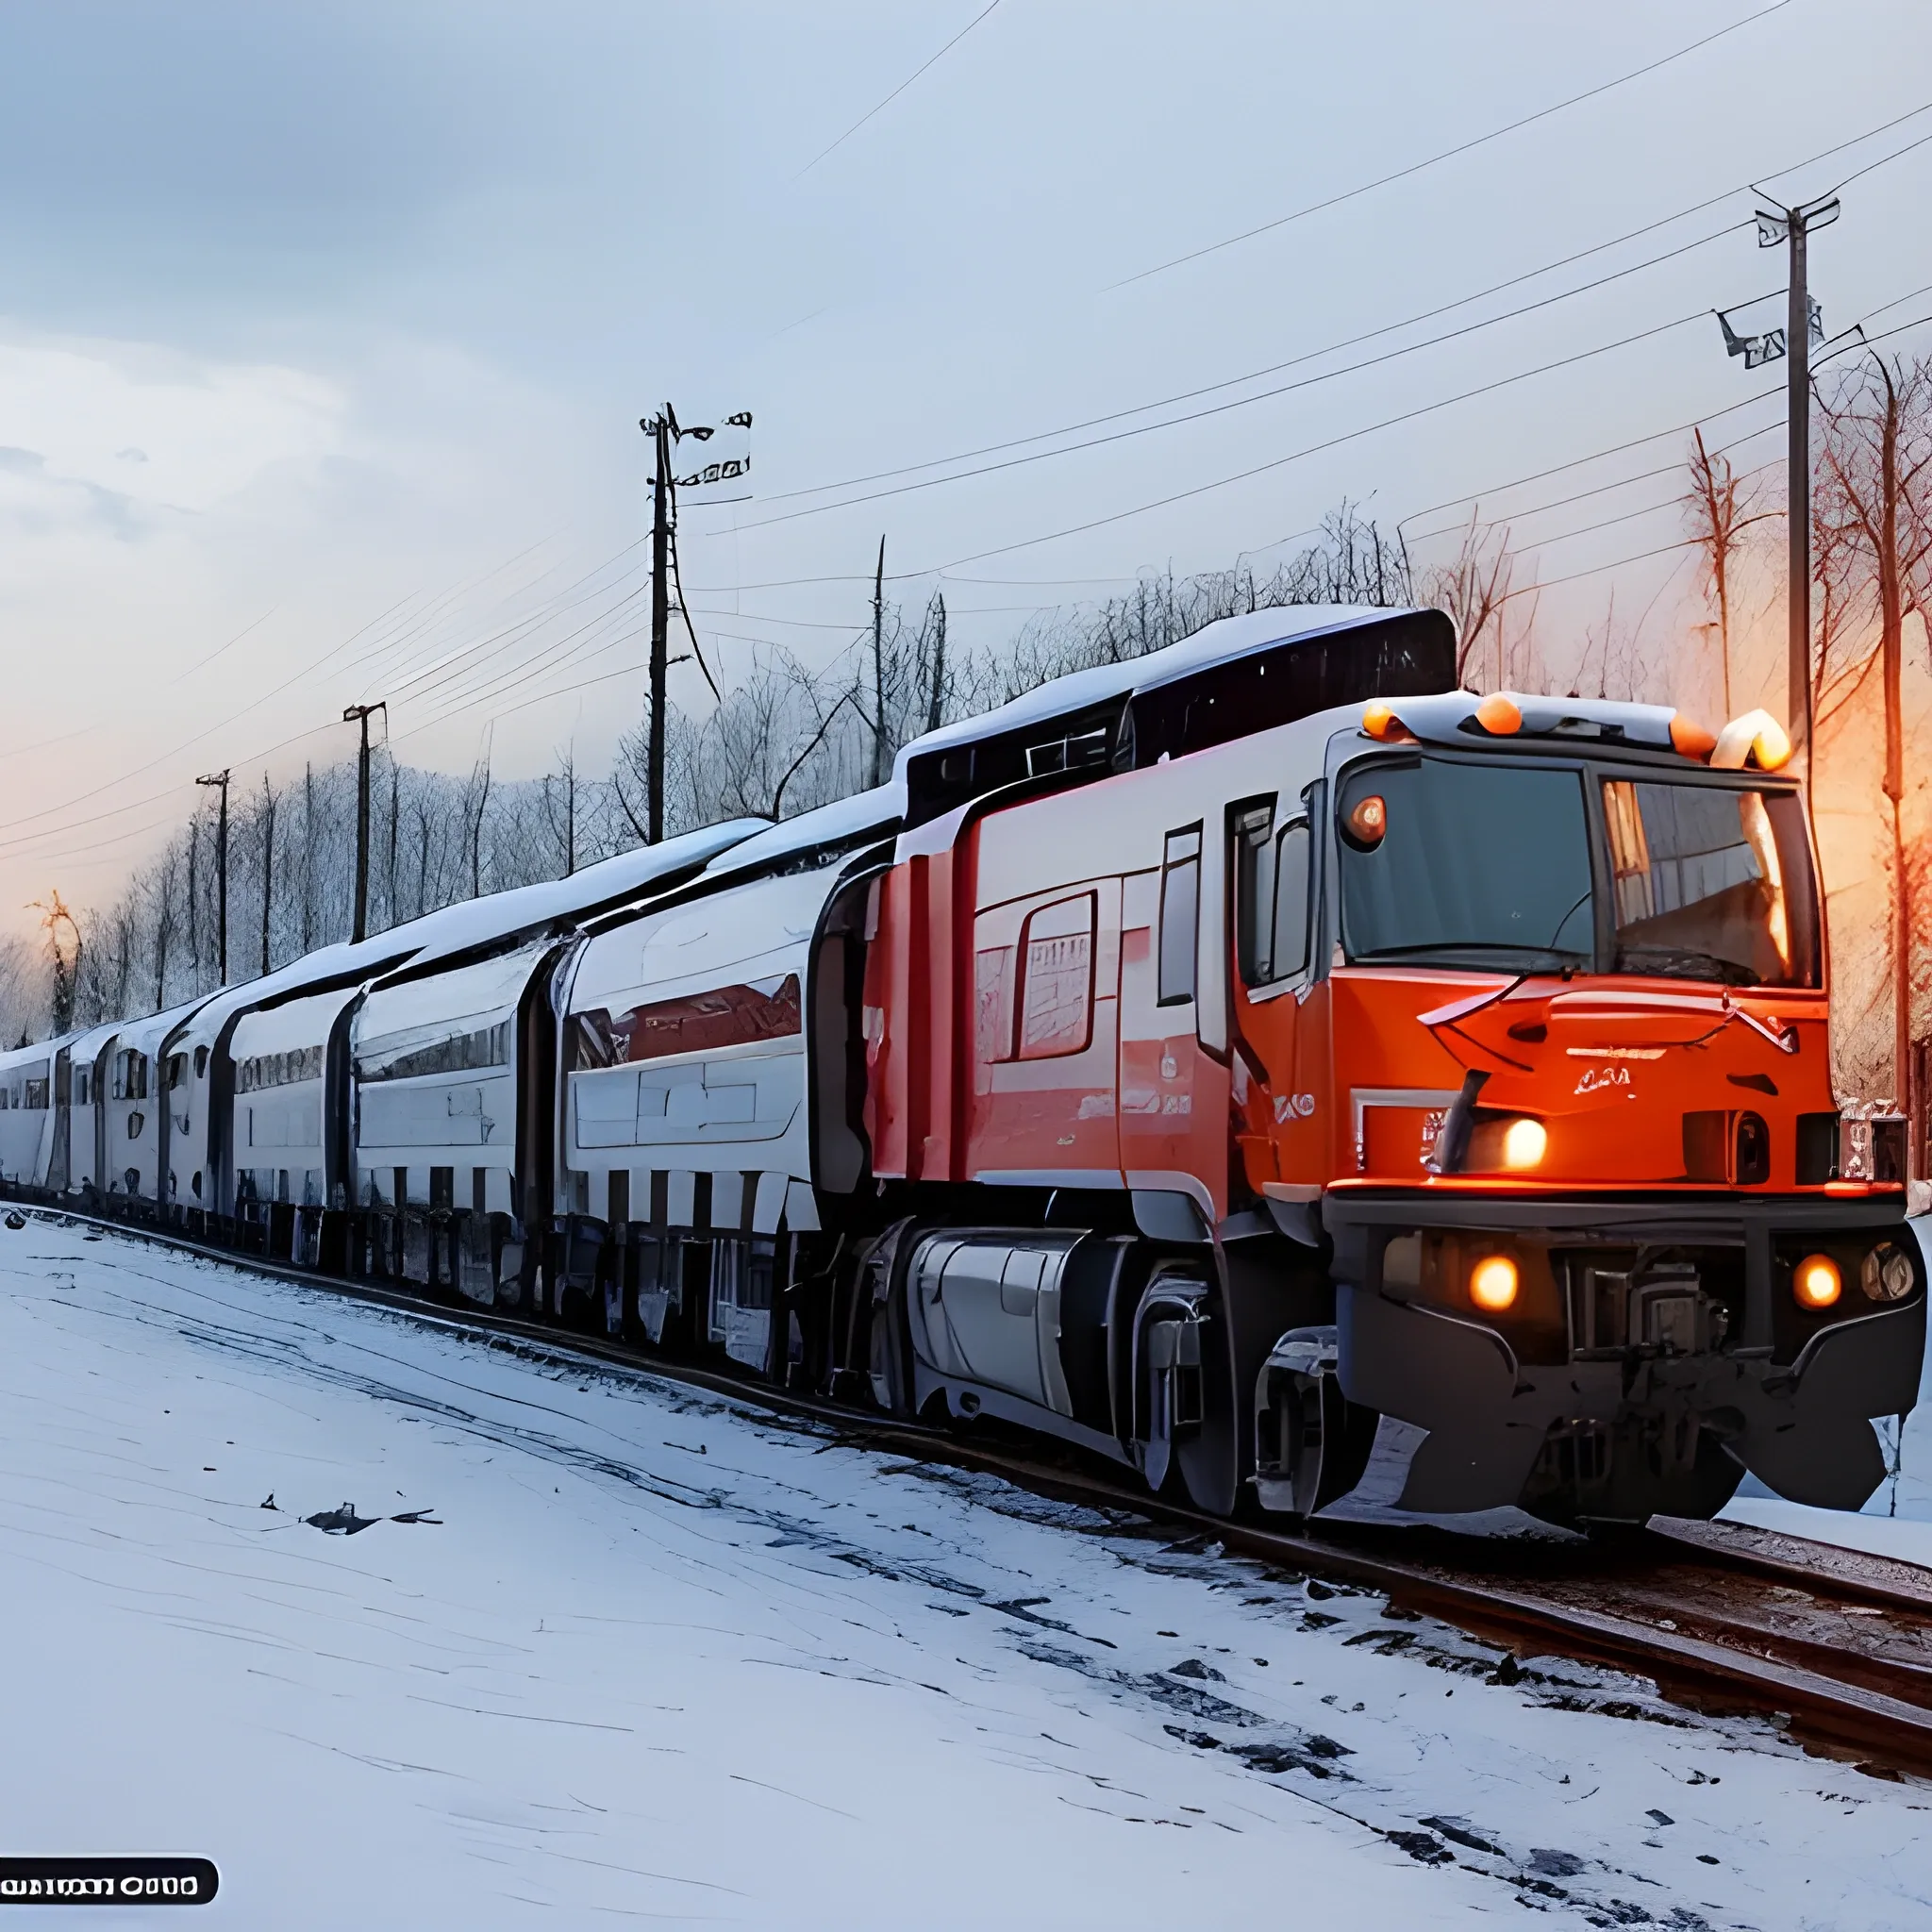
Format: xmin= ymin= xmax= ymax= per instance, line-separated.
xmin=1236 ymin=801 xmax=1313 ymax=987
xmin=1014 ymin=892 xmax=1096 ymax=1059
xmin=1158 ymin=825 xmax=1202 ymax=1005
xmin=1234 ymin=803 xmax=1275 ymax=985
xmin=1270 ymin=822 xmax=1312 ymax=981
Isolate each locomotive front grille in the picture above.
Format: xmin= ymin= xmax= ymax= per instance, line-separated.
xmin=1565 ymin=1256 xmax=1732 ymax=1359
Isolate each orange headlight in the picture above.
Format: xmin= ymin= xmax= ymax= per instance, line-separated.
xmin=1470 ymin=1254 xmax=1520 ymax=1312
xmin=1792 ymin=1253 xmax=1841 ymax=1310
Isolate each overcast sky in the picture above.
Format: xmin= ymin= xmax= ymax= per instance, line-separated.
xmin=1 ymin=0 xmax=1929 ymax=926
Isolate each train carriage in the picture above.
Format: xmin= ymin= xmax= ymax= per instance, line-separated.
xmin=56 ymin=1021 xmax=122 ymax=1202
xmin=351 ymin=935 xmax=557 ymax=1298
xmin=552 ymin=791 xmax=897 ymax=1359
xmin=0 ymin=1038 xmax=60 ymax=1191
xmin=101 ymin=998 xmax=209 ymax=1209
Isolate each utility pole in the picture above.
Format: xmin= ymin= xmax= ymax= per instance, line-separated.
xmin=642 ymin=408 xmax=673 ymax=843
xmin=638 ymin=403 xmax=749 ymax=839
xmin=871 ymin=536 xmax=888 ymax=787
xmin=195 ymin=770 xmax=230 ymax=986
xmin=342 ymin=702 xmax=386 ymax=943
xmin=1724 ymin=194 xmax=1839 ymax=767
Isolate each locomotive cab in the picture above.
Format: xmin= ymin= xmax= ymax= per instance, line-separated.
xmin=1249 ymin=691 xmax=1924 ymax=1525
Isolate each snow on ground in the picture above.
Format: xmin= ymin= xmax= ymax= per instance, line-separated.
xmin=2 ymin=1222 xmax=1930 ymax=1930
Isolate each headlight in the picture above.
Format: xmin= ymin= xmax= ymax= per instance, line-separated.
xmin=1792 ymin=1253 xmax=1842 ymax=1310
xmin=1500 ymin=1118 xmax=1547 ymax=1170
xmin=1861 ymin=1242 xmax=1915 ymax=1304
xmin=1470 ymin=1254 xmax=1520 ymax=1312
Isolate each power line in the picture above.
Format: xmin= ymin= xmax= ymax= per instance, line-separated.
xmin=735 ymin=225 xmax=1754 ymax=532
xmin=1399 ymin=275 xmax=1932 ymax=535
xmin=705 ymin=96 xmax=1932 ymax=536
xmin=1108 ymin=2 xmax=1793 ymax=289
xmin=907 ymin=308 xmax=1710 ymax=575
xmin=795 ymin=0 xmax=1001 ymax=177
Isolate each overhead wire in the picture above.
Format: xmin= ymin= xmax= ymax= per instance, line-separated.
xmin=690 ymin=98 xmax=1932 ymax=560
xmin=1108 ymin=2 xmax=1793 ymax=289
xmin=730 ymin=234 xmax=1765 ymax=534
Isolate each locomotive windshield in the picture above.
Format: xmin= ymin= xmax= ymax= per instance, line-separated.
xmin=1337 ymin=754 xmax=1818 ymax=987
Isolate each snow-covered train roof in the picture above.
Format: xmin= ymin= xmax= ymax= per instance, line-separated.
xmin=111 ymin=994 xmax=215 ymax=1060
xmin=695 ymin=787 xmax=901 ymax=880
xmin=127 ymin=822 xmax=760 ymax=1056
xmin=891 ymin=603 xmax=1456 ymax=825
xmin=377 ymin=818 xmax=763 ymax=977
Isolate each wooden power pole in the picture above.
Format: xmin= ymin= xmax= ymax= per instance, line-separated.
xmin=342 ymin=702 xmax=386 ymax=943
xmin=195 ymin=770 xmax=231 ymax=985
xmin=643 ymin=409 xmax=673 ymax=843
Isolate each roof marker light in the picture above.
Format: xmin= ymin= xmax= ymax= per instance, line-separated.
xmin=1361 ymin=702 xmax=1415 ymax=742
xmin=1710 ymin=708 xmax=1793 ymax=773
xmin=1669 ymin=712 xmax=1719 ymax=759
xmin=1474 ymin=693 xmax=1523 ymax=735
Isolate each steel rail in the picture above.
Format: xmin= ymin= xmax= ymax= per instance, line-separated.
xmin=16 ymin=1203 xmax=1932 ymax=1777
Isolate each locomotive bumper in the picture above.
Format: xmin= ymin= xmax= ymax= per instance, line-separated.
xmin=1320 ymin=1191 xmax=1926 ymax=1524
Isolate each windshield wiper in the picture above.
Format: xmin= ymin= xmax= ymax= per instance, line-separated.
xmin=1353 ymin=941 xmax=1585 ymax=963
xmin=1614 ymin=945 xmax=1760 ymax=988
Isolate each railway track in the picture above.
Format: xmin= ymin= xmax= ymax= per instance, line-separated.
xmin=19 ymin=1204 xmax=1932 ymax=1780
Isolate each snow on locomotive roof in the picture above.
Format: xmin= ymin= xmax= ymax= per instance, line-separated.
xmin=892 ymin=604 xmax=1430 ymax=782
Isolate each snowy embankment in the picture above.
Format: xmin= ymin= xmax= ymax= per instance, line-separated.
xmin=1 ymin=1223 xmax=1928 ymax=1931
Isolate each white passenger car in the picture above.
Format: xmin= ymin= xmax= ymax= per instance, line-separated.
xmin=0 ymin=1038 xmax=59 ymax=1189
xmin=102 ymin=998 xmax=210 ymax=1207
xmin=344 ymin=821 xmax=765 ymax=1297
xmin=556 ymin=792 xmax=896 ymax=1362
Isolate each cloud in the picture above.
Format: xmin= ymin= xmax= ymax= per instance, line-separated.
xmin=0 ymin=332 xmax=343 ymax=527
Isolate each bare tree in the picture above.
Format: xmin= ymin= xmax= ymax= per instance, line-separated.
xmin=1815 ymin=353 xmax=1932 ymax=1113
xmin=31 ymin=894 xmax=81 ymax=1034
xmin=253 ymin=776 xmax=275 ymax=975
xmin=1683 ymin=427 xmax=1774 ymax=717
xmin=1421 ymin=512 xmax=1531 ymax=691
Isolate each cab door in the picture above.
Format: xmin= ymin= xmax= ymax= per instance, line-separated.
xmin=1228 ymin=795 xmax=1324 ymax=1193
xmin=1119 ymin=821 xmax=1232 ymax=1221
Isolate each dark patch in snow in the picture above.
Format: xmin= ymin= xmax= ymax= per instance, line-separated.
xmin=1385 ymin=1828 xmax=1454 ymax=1865
xmin=1166 ymin=1658 xmax=1224 ymax=1682
xmin=1528 ymin=1848 xmax=1587 ymax=1877
xmin=1421 ymin=1815 xmax=1507 ymax=1857
xmin=304 ymin=1502 xmax=381 ymax=1535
